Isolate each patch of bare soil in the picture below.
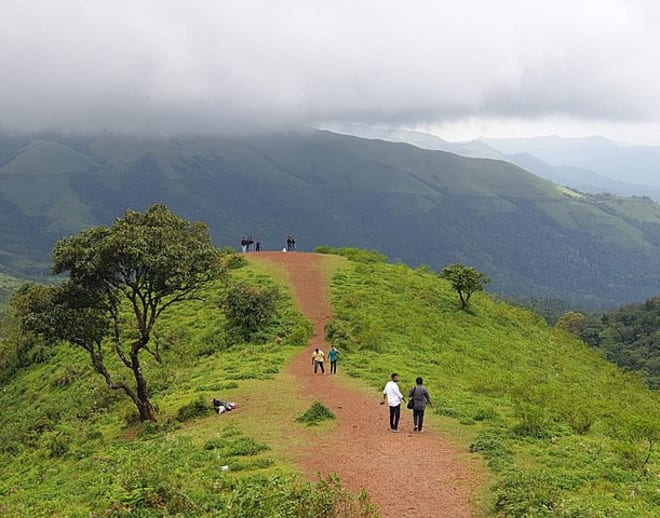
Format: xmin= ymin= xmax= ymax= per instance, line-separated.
xmin=255 ymin=252 xmax=486 ymax=518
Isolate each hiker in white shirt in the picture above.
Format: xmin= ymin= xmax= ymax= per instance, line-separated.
xmin=380 ymin=372 xmax=406 ymax=432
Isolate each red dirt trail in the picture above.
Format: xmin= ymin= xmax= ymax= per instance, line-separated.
xmin=254 ymin=252 xmax=486 ymax=518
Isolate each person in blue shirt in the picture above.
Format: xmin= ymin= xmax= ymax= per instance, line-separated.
xmin=328 ymin=345 xmax=340 ymax=374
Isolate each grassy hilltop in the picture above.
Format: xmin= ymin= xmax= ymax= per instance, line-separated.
xmin=0 ymin=249 xmax=659 ymax=516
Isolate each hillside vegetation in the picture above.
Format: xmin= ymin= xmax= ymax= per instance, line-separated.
xmin=2 ymin=246 xmax=660 ymax=516
xmin=575 ymin=297 xmax=660 ymax=389
xmin=321 ymin=248 xmax=660 ymax=517
xmin=0 ymin=258 xmax=376 ymax=517
xmin=0 ymin=271 xmax=23 ymax=312
xmin=4 ymin=132 xmax=660 ymax=308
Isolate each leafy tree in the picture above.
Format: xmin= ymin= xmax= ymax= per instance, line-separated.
xmin=13 ymin=205 xmax=222 ymax=421
xmin=439 ymin=263 xmax=490 ymax=310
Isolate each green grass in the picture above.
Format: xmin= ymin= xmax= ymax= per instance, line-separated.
xmin=326 ymin=257 xmax=660 ymax=517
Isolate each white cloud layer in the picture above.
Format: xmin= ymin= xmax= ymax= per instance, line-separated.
xmin=2 ymin=0 xmax=660 ymax=141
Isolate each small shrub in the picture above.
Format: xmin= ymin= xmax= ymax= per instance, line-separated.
xmin=513 ymin=402 xmax=551 ymax=438
xmin=41 ymin=431 xmax=71 ymax=458
xmin=204 ymin=438 xmax=226 ymax=450
xmin=495 ymin=470 xmax=563 ymax=516
xmin=435 ymin=407 xmax=459 ymax=418
xmin=219 ymin=247 xmax=247 ymax=269
xmin=473 ymin=407 xmax=499 ymax=421
xmin=225 ymin=437 xmax=269 ymax=456
xmin=296 ymin=402 xmax=336 ymax=426
xmin=1 ymin=441 xmax=21 ymax=456
xmin=176 ymin=396 xmax=212 ymax=422
xmin=469 ymin=431 xmax=513 ymax=470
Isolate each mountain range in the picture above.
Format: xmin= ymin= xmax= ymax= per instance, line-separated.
xmin=327 ymin=125 xmax=660 ymax=201
xmin=3 ymin=130 xmax=660 ymax=309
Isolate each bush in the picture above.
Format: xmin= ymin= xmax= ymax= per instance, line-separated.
xmin=219 ymin=247 xmax=248 ymax=269
xmin=513 ymin=401 xmax=551 ymax=438
xmin=220 ymin=283 xmax=280 ymax=341
xmin=296 ymin=402 xmax=336 ymax=426
xmin=225 ymin=437 xmax=270 ymax=456
xmin=176 ymin=396 xmax=212 ymax=422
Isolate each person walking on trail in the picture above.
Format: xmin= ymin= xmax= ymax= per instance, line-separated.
xmin=381 ymin=373 xmax=406 ymax=432
xmin=312 ymin=348 xmax=325 ymax=375
xmin=408 ymin=377 xmax=432 ymax=432
xmin=328 ymin=345 xmax=340 ymax=374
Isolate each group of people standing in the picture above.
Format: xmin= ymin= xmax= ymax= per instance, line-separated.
xmin=381 ymin=373 xmax=432 ymax=433
xmin=240 ymin=236 xmax=260 ymax=253
xmin=311 ymin=346 xmax=340 ymax=375
xmin=286 ymin=235 xmax=296 ymax=251
xmin=239 ymin=235 xmax=297 ymax=253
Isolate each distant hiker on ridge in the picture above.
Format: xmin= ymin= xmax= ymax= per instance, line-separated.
xmin=240 ymin=236 xmax=247 ymax=253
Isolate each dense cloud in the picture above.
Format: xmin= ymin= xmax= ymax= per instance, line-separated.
xmin=1 ymin=0 xmax=660 ymax=137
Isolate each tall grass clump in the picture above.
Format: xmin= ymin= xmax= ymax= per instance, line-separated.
xmin=326 ymin=254 xmax=660 ymax=516
xmin=296 ymin=401 xmax=337 ymax=426
xmin=225 ymin=474 xmax=378 ymax=518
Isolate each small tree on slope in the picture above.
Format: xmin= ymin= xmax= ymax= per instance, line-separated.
xmin=439 ymin=263 xmax=490 ymax=310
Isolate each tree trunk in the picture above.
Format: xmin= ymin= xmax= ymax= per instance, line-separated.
xmin=131 ymin=354 xmax=157 ymax=422
xmin=458 ymin=290 xmax=468 ymax=310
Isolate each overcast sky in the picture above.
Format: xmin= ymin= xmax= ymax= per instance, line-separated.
xmin=2 ymin=0 xmax=660 ymax=143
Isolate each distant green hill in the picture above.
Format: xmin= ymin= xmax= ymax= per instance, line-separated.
xmin=3 ymin=131 xmax=660 ymax=308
